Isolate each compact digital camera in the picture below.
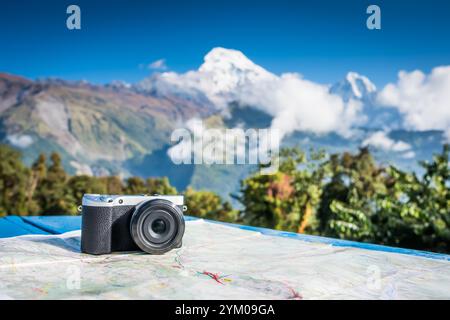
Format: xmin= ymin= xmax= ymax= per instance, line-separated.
xmin=81 ymin=194 xmax=186 ymax=255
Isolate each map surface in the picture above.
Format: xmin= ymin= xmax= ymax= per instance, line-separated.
xmin=0 ymin=220 xmax=449 ymax=299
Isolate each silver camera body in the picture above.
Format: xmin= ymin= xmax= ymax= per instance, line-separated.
xmin=81 ymin=194 xmax=186 ymax=255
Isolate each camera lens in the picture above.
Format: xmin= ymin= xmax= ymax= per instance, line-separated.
xmin=151 ymin=219 xmax=166 ymax=234
xmin=130 ymin=199 xmax=185 ymax=254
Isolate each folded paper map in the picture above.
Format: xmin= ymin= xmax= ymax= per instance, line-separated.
xmin=0 ymin=219 xmax=449 ymax=299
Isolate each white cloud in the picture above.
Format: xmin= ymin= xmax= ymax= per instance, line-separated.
xmin=238 ymin=73 xmax=365 ymax=139
xmin=377 ymin=66 xmax=450 ymax=141
xmin=362 ymin=131 xmax=412 ymax=152
xmin=402 ymin=151 xmax=416 ymax=159
xmin=70 ymin=161 xmax=93 ymax=176
xmin=6 ymin=134 xmax=33 ymax=148
xmin=147 ymin=59 xmax=167 ymax=70
xmin=140 ymin=49 xmax=450 ymax=147
xmin=143 ymin=48 xmax=366 ymax=140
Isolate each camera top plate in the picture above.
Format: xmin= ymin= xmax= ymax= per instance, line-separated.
xmin=82 ymin=194 xmax=184 ymax=207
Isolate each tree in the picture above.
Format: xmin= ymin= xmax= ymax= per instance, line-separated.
xmin=316 ymin=145 xmax=450 ymax=253
xmin=100 ymin=176 xmax=124 ymax=194
xmin=185 ymin=187 xmax=238 ymax=222
xmin=0 ymin=145 xmax=29 ymax=216
xmin=67 ymin=175 xmax=107 ymax=208
xmin=36 ymin=152 xmax=73 ymax=215
xmin=376 ymin=144 xmax=450 ymax=252
xmin=25 ymin=153 xmax=47 ymax=214
xmin=317 ymin=147 xmax=388 ymax=241
xmin=124 ymin=176 xmax=146 ymax=194
xmin=1 ymin=143 xmax=449 ymax=254
xmin=123 ymin=176 xmax=177 ymax=195
xmin=239 ymin=147 xmax=328 ymax=233
xmin=146 ymin=177 xmax=177 ymax=195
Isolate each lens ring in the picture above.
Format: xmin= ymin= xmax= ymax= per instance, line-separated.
xmin=142 ymin=210 xmax=176 ymax=244
xmin=130 ymin=199 xmax=185 ymax=254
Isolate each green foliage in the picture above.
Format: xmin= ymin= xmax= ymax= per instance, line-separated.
xmin=124 ymin=176 xmax=147 ymax=194
xmin=238 ymin=148 xmax=328 ymax=232
xmin=0 ymin=145 xmax=29 ymax=216
xmin=0 ymin=145 xmax=180 ymax=216
xmin=0 ymin=143 xmax=448 ymax=254
xmin=317 ymin=147 xmax=389 ymax=240
xmin=68 ymin=175 xmax=104 ymax=200
xmin=35 ymin=153 xmax=73 ymax=215
xmin=327 ymin=200 xmax=372 ymax=240
xmin=146 ymin=177 xmax=178 ymax=195
xmin=99 ymin=176 xmax=124 ymax=194
xmin=185 ymin=187 xmax=238 ymax=223
xmin=124 ymin=176 xmax=178 ymax=195
xmin=239 ymin=144 xmax=450 ymax=253
xmin=374 ymin=145 xmax=450 ymax=252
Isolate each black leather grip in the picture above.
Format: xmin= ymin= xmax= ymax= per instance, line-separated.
xmin=81 ymin=206 xmax=113 ymax=255
xmin=111 ymin=205 xmax=139 ymax=252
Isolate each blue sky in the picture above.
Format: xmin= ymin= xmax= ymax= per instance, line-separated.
xmin=0 ymin=0 xmax=449 ymax=87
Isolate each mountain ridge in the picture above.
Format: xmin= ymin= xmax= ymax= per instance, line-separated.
xmin=0 ymin=72 xmax=212 ymax=175
xmin=0 ymin=48 xmax=446 ymax=202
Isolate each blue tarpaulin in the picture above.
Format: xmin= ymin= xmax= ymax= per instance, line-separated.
xmin=0 ymin=216 xmax=49 ymax=237
xmin=1 ymin=215 xmax=449 ymax=261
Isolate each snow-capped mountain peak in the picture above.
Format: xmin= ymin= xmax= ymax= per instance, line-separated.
xmin=330 ymin=72 xmax=377 ymax=101
xmin=329 ymin=72 xmax=403 ymax=130
xmin=198 ymin=47 xmax=275 ymax=94
xmin=200 ymin=47 xmax=270 ymax=75
xmin=138 ymin=47 xmax=275 ymax=107
xmin=345 ymin=72 xmax=376 ymax=98
xmin=140 ymin=48 xmax=385 ymax=130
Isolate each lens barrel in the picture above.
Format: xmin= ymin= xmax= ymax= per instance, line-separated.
xmin=130 ymin=199 xmax=185 ymax=254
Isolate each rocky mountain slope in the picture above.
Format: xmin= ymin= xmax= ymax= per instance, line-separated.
xmin=0 ymin=73 xmax=211 ymax=175
xmin=0 ymin=48 xmax=446 ymax=203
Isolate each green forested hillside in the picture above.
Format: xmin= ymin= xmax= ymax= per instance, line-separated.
xmin=0 ymin=143 xmax=448 ymax=254
xmin=0 ymin=73 xmax=210 ymax=175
